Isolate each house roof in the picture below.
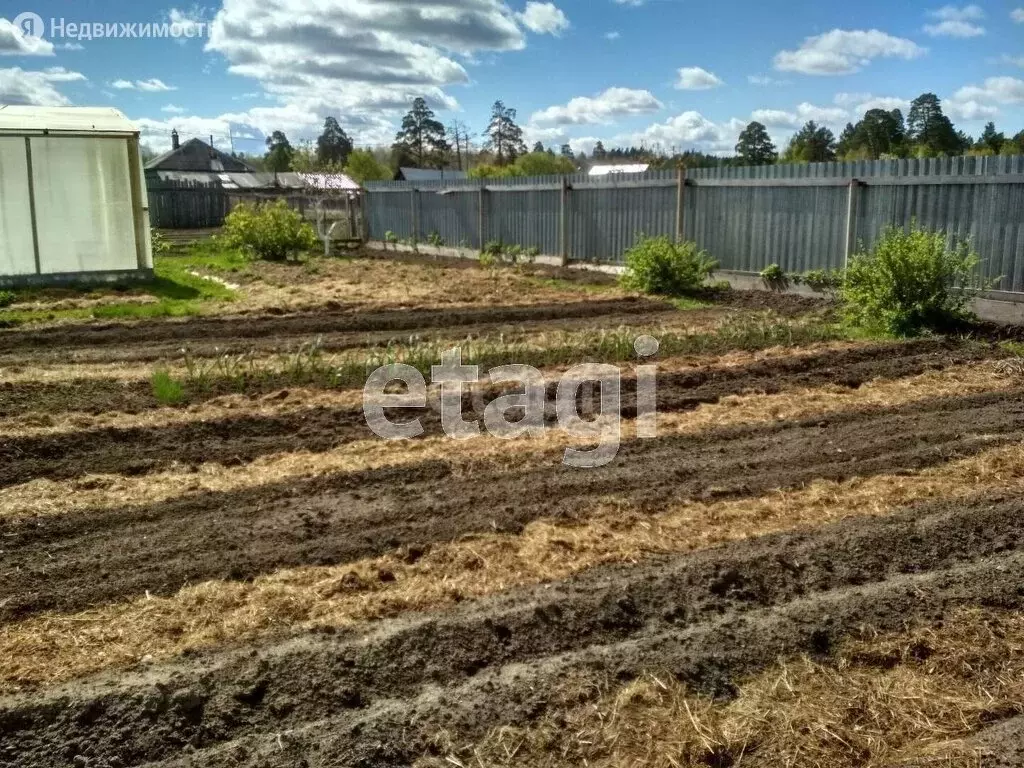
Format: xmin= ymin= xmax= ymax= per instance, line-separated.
xmin=146 ymin=170 xmax=361 ymax=191
xmin=0 ymin=106 xmax=137 ymax=136
xmin=145 ymin=137 xmax=255 ymax=173
xmin=588 ymin=164 xmax=650 ymax=176
xmin=397 ymin=167 xmax=468 ymax=182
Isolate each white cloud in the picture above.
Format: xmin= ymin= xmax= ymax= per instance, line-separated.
xmin=835 ymin=92 xmax=908 ymax=113
xmin=529 ymin=86 xmax=663 ymax=126
xmin=623 ymin=111 xmax=746 ymax=154
xmin=517 ymin=2 xmax=569 ymax=35
xmin=774 ymin=29 xmax=926 ymax=75
xmin=161 ymin=104 xmax=187 ymax=114
xmin=202 ymin=0 xmax=541 ymax=149
xmin=568 ymin=136 xmax=602 ymax=155
xmin=0 ymin=66 xmax=85 ymax=105
xmin=111 ymin=78 xmax=177 ymax=92
xmin=923 ymin=20 xmax=985 ymax=37
xmin=750 ymin=102 xmax=849 ymax=129
xmin=924 ymin=5 xmax=985 ymax=36
xmin=1013 ymin=8 xmax=1024 ymax=22
xmin=929 ymin=4 xmax=984 ymax=21
xmin=953 ymin=76 xmax=1024 ymax=104
xmin=0 ymin=18 xmax=54 ymax=56
xmin=945 ymin=98 xmax=999 ymax=119
xmin=605 ymin=31 xmax=621 ymax=40
xmin=748 ymin=74 xmax=790 ymax=86
xmin=1002 ymin=54 xmax=1024 ymax=68
xmin=612 ymin=0 xmax=646 ymax=5
xmin=675 ymin=66 xmax=723 ymax=90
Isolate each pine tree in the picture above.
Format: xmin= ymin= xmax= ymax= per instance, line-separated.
xmin=393 ymin=98 xmax=451 ymax=168
xmin=484 ymin=101 xmax=526 ymax=166
xmin=315 ymin=117 xmax=353 ymax=168
xmin=735 ymin=121 xmax=776 ymax=165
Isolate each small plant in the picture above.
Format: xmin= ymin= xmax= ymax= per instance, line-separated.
xmin=802 ymin=269 xmax=842 ymax=293
xmin=842 ymin=223 xmax=987 ymax=336
xmin=479 ymin=251 xmax=497 ymax=268
xmin=384 ymin=231 xmax=399 ymax=250
xmin=620 ymin=234 xmax=717 ymax=297
xmin=427 ymin=231 xmax=444 ymax=250
xmin=505 ymin=243 xmax=523 ymax=263
xmin=760 ymin=263 xmax=787 ymax=287
xmin=222 ymin=200 xmax=319 ymax=262
xmin=151 ymin=369 xmax=185 ymax=405
xmin=483 ymin=240 xmax=504 ymax=258
xmin=151 ymin=230 xmax=172 ymax=257
xmin=407 ymin=236 xmax=420 ymax=253
xmin=0 ymin=290 xmax=16 ymax=308
xmin=524 ymin=246 xmax=541 ymax=263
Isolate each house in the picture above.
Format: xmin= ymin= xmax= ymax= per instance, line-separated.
xmin=0 ymin=106 xmax=152 ymax=285
xmin=395 ymin=167 xmax=468 ymax=182
xmin=145 ymin=131 xmax=255 ymax=173
xmin=588 ymin=164 xmax=650 ymax=176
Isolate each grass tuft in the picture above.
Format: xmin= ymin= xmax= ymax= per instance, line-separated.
xmin=150 ymin=369 xmax=185 ymax=405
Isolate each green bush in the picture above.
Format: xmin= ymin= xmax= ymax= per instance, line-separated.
xmin=0 ymin=290 xmax=16 ymax=308
xmin=222 ymin=200 xmax=319 ymax=261
xmin=760 ymin=263 xmax=786 ymax=284
xmin=620 ymin=235 xmax=717 ymax=297
xmin=841 ymin=224 xmax=984 ymax=336
xmin=802 ymin=269 xmax=841 ymax=293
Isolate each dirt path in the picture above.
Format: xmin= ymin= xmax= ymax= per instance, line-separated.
xmin=2 ymin=485 xmax=1023 ymax=767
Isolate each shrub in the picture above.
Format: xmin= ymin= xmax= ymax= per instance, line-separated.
xmin=0 ymin=290 xmax=16 ymax=308
xmin=802 ymin=269 xmax=841 ymax=293
xmin=841 ymin=224 xmax=985 ymax=336
xmin=760 ymin=263 xmax=786 ymax=285
xmin=427 ymin=231 xmax=444 ymax=250
xmin=620 ymin=235 xmax=717 ymax=297
xmin=222 ymin=200 xmax=319 ymax=261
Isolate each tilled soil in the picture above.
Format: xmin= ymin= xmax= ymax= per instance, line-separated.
xmin=3 ymin=487 xmax=1024 ymax=767
xmin=3 ymin=291 xmax=1024 ymax=768
xmin=0 ymin=338 xmax=992 ymax=479
xmin=0 ymin=298 xmax=671 ymax=359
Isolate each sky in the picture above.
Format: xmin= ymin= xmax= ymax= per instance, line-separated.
xmin=0 ymin=0 xmax=1022 ymax=158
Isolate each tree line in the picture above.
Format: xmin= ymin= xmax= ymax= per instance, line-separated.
xmin=239 ymin=92 xmax=1024 ymax=183
xmin=735 ymin=93 xmax=1024 ymax=166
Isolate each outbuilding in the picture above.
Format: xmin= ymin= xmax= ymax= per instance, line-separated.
xmin=0 ymin=106 xmax=152 ymax=286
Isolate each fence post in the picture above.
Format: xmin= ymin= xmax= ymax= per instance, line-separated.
xmin=410 ymin=188 xmax=419 ymax=242
xmin=478 ymin=186 xmax=487 ymax=250
xmin=675 ymin=166 xmax=687 ymax=242
xmin=844 ymin=178 xmax=860 ymax=268
xmin=560 ymin=176 xmax=570 ymax=266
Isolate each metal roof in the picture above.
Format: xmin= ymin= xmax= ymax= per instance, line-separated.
xmin=0 ymin=106 xmax=137 ymax=136
xmin=145 ymin=138 xmax=255 ymax=173
xmin=588 ymin=164 xmax=650 ymax=176
xmin=147 ymin=170 xmax=362 ymax=191
xmin=397 ymin=167 xmax=468 ymax=182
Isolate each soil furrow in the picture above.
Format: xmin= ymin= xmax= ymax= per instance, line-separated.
xmin=0 ymin=298 xmax=671 ymax=355
xmin=0 ymin=310 xmax=708 ymax=368
xmin=0 ymin=385 xmax=1021 ymax=623
xmin=3 ymin=488 xmax=1023 ymax=767
xmin=0 ymin=340 xmax=991 ymax=483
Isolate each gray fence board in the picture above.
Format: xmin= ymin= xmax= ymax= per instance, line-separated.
xmin=365 ymin=156 xmax=1024 ymax=292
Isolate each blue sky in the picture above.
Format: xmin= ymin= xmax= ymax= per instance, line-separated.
xmin=0 ymin=0 xmax=1022 ymax=157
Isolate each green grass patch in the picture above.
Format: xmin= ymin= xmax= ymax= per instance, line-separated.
xmin=151 ymin=369 xmax=186 ymax=405
xmin=0 ymin=242 xmax=246 ymax=326
xmin=160 ymin=314 xmax=850 ymax=401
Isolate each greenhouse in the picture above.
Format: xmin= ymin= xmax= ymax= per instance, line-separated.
xmin=0 ymin=106 xmax=152 ymax=285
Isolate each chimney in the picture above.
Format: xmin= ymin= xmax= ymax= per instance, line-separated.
xmin=171 ymin=129 xmax=180 ymax=150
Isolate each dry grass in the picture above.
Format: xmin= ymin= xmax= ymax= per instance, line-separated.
xmin=0 ymin=358 xmax=1012 ymax=520
xmin=2 ymin=439 xmax=1022 ymax=691
xmin=420 ymin=607 xmax=1024 ymax=767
